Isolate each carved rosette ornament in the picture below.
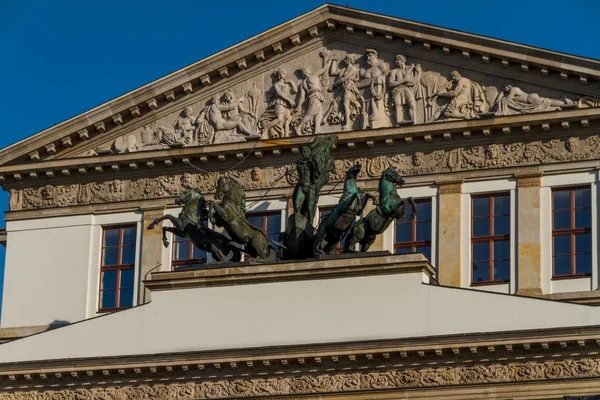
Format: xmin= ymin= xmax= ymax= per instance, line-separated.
xmin=0 ymin=357 xmax=599 ymax=399
xmin=10 ymin=135 xmax=600 ymax=211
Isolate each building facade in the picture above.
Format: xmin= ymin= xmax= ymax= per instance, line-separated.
xmin=0 ymin=4 xmax=600 ymax=399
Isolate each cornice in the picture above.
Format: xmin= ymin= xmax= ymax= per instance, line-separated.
xmin=1 ymin=3 xmax=598 ymax=169
xmin=0 ymin=107 xmax=598 ymax=185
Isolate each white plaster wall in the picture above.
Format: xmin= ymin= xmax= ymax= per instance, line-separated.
xmin=1 ymin=212 xmax=143 ymax=329
xmin=2 ymin=268 xmax=600 ymax=364
xmin=461 ymin=180 xmax=516 ymax=294
xmin=541 ymin=172 xmax=598 ymax=294
xmin=1 ymin=215 xmax=94 ymax=329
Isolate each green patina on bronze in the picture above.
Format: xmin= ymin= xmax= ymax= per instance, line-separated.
xmin=313 ymin=162 xmax=377 ymax=255
xmin=211 ymin=176 xmax=277 ymax=262
xmin=147 ymin=186 xmax=242 ymax=262
xmin=344 ymin=166 xmax=417 ymax=253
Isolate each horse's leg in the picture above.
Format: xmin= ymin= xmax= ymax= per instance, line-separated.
xmin=362 ymin=235 xmax=376 ymax=252
xmin=162 ymin=226 xmax=181 ymax=248
xmin=408 ymin=197 xmax=417 ymax=220
xmin=147 ymin=215 xmax=169 ymax=230
xmin=344 ymin=223 xmax=363 ymax=253
xmin=209 ymin=243 xmax=227 ymax=263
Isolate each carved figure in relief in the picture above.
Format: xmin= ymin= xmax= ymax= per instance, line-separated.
xmin=344 ymin=166 xmax=416 ymax=253
xmin=389 ymin=55 xmax=422 ymax=125
xmin=491 ymin=85 xmax=573 ymax=116
xmin=359 ymin=49 xmax=390 ymax=128
xmin=437 ymin=71 xmax=489 ymax=120
xmin=147 ymin=186 xmax=242 ymax=262
xmin=295 ymin=53 xmax=334 ymax=135
xmin=155 ymin=106 xmax=197 ymax=146
xmin=259 ymin=69 xmax=297 ymax=138
xmin=210 ymin=176 xmax=277 ymax=262
xmin=197 ymin=91 xmax=261 ymax=144
xmin=313 ymin=163 xmax=377 ymax=255
xmin=326 ymin=54 xmax=364 ymax=131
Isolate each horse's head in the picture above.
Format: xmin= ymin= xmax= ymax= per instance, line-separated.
xmin=382 ymin=166 xmax=406 ymax=186
xmin=214 ymin=177 xmax=229 ymax=201
xmin=176 ymin=185 xmax=204 ymax=205
xmin=215 ymin=177 xmax=245 ymax=206
xmin=346 ymin=163 xmax=362 ymax=180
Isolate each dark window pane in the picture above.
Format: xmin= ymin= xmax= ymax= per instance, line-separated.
xmin=472 ymin=262 xmax=490 ymax=282
xmin=493 ymin=240 xmax=510 ymax=261
xmin=553 ymin=190 xmax=570 ymax=210
xmin=247 ymin=215 xmax=263 ymax=228
xmin=493 ymin=195 xmax=510 ymax=215
xmin=192 ymin=246 xmax=208 ymax=260
xmin=100 ymin=290 xmax=117 ymax=309
xmin=416 ymin=221 xmax=431 ymax=241
xmin=120 ymin=269 xmax=134 ymax=289
xmin=472 ymin=218 xmax=489 ymax=237
xmin=122 ymin=227 xmax=137 ymax=246
xmin=104 ymin=228 xmax=119 ymax=247
xmin=554 ymin=255 xmax=571 ymax=276
xmin=553 ymin=235 xmax=571 ymax=256
xmin=473 ymin=197 xmax=489 ymax=217
xmin=121 ymin=246 xmax=136 ymax=265
xmin=174 ymin=240 xmax=190 ymax=260
xmin=575 ymin=254 xmax=592 ymax=275
xmin=575 ymin=233 xmax=592 ymax=254
xmin=417 ymin=202 xmax=432 ymax=221
xmin=416 ymin=246 xmax=431 ymax=262
xmin=472 ymin=242 xmax=489 ymax=262
xmin=395 ymin=223 xmax=413 ymax=242
xmin=493 ymin=260 xmax=510 ymax=281
xmin=119 ymin=289 xmax=134 ymax=308
xmin=575 ymin=209 xmax=592 ymax=229
xmin=553 ymin=210 xmax=571 ymax=230
xmin=101 ymin=270 xmax=117 ymax=290
xmin=266 ymin=215 xmax=281 ymax=234
xmin=395 ymin=247 xmax=413 ymax=254
xmin=575 ymin=188 xmax=591 ymax=208
xmin=103 ymin=247 xmax=119 ymax=266
xmin=493 ymin=215 xmax=510 ymax=236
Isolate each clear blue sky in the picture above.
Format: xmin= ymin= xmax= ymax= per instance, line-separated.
xmin=0 ymin=0 xmax=598 ymax=315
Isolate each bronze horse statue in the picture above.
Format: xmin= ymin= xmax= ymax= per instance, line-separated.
xmin=313 ymin=163 xmax=377 ymax=255
xmin=147 ymin=186 xmax=242 ymax=262
xmin=343 ymin=166 xmax=416 ymax=253
xmin=210 ymin=176 xmax=277 ymax=262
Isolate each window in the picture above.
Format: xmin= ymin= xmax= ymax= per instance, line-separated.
xmin=394 ymin=199 xmax=431 ymax=261
xmin=552 ymin=187 xmax=592 ymax=277
xmin=99 ymin=225 xmax=137 ymax=311
xmin=172 ymin=236 xmax=208 ymax=270
xmin=247 ymin=211 xmax=282 ymax=255
xmin=471 ymin=193 xmax=510 ymax=284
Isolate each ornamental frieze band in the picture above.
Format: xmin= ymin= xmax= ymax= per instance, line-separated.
xmin=10 ymin=134 xmax=600 ymax=211
xmin=0 ymin=357 xmax=598 ymax=399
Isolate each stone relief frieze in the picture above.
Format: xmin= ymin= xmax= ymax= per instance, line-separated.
xmin=84 ymin=44 xmax=589 ymax=157
xmin=0 ymin=357 xmax=598 ymax=399
xmin=11 ymin=134 xmax=600 ymax=211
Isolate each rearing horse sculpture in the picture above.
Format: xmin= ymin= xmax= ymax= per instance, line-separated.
xmin=147 ymin=186 xmax=242 ymax=262
xmin=313 ymin=163 xmax=377 ymax=255
xmin=210 ymin=176 xmax=277 ymax=262
xmin=344 ymin=166 xmax=416 ymax=253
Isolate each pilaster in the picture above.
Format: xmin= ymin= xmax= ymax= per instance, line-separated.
xmin=437 ymin=180 xmax=463 ymax=287
xmin=516 ymin=174 xmax=543 ymax=296
xmin=140 ymin=206 xmax=166 ymax=304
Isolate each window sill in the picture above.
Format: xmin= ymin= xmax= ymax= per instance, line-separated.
xmin=470 ymin=280 xmax=510 ymax=287
xmin=551 ymin=274 xmax=592 ymax=281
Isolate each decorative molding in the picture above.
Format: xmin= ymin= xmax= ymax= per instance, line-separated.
xmin=0 ymin=357 xmax=599 ymax=399
xmin=9 ymin=134 xmax=600 ymax=211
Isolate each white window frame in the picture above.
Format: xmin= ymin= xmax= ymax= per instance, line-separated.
xmin=89 ymin=211 xmax=143 ymax=317
xmin=384 ymin=185 xmax=439 ymax=268
xmin=541 ymin=172 xmax=598 ymax=294
xmin=461 ymin=179 xmax=516 ymax=294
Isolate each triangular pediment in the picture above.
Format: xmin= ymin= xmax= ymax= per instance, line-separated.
xmin=1 ymin=4 xmax=599 ymax=166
